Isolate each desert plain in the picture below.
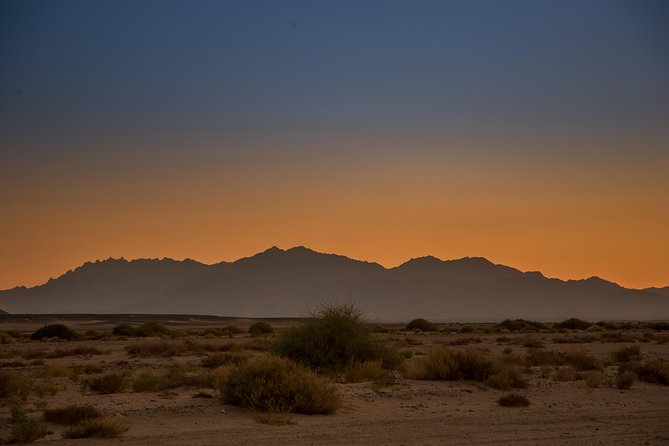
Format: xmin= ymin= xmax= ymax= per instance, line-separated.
xmin=0 ymin=314 xmax=668 ymax=445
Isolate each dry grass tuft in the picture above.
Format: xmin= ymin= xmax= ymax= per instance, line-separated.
xmin=582 ymin=370 xmax=603 ymax=388
xmin=221 ymin=356 xmax=341 ymax=414
xmin=343 ymin=360 xmax=384 ymax=383
xmin=408 ymin=346 xmax=494 ymax=381
xmin=610 ymin=345 xmax=642 ymax=363
xmin=86 ymin=372 xmax=128 ymax=394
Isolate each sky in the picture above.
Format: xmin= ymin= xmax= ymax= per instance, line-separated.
xmin=1 ymin=0 xmax=668 ymax=290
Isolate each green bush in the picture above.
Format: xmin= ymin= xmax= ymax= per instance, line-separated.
xmin=31 ymin=324 xmax=78 ymax=341
xmin=406 ymin=318 xmax=436 ymax=332
xmin=273 ymin=303 xmax=401 ymax=370
xmin=221 ymin=356 xmax=341 ymax=414
xmin=248 ymin=322 xmax=274 ymax=337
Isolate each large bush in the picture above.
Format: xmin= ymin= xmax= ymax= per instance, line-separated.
xmin=406 ymin=318 xmax=436 ymax=332
xmin=554 ymin=318 xmax=593 ymax=330
xmin=221 ymin=356 xmax=341 ymax=414
xmin=273 ymin=303 xmax=400 ymax=370
xmin=31 ymin=324 xmax=78 ymax=341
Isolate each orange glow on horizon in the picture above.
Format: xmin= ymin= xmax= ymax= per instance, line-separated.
xmin=2 ymin=147 xmax=667 ymax=291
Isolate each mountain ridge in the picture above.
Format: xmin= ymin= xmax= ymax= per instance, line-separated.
xmin=1 ymin=246 xmax=667 ymax=321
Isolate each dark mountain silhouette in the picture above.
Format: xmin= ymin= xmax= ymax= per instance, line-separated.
xmin=0 ymin=246 xmax=667 ymax=321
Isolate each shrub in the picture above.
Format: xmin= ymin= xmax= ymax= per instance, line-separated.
xmin=553 ymin=366 xmax=577 ymax=381
xmin=497 ymin=393 xmax=530 ymax=407
xmin=201 ymin=352 xmax=249 ymax=368
xmin=526 ymin=349 xmax=566 ymax=366
xmin=637 ymin=359 xmax=669 ymax=385
xmin=409 ymin=346 xmax=494 ymax=381
xmin=583 ymin=370 xmax=603 ymax=388
xmin=497 ymin=319 xmax=546 ymax=332
xmin=131 ymin=371 xmax=161 ymax=392
xmin=555 ymin=318 xmax=592 ymax=330
xmin=522 ymin=337 xmax=545 ymax=348
xmin=485 ymin=365 xmax=528 ymax=390
xmin=43 ymin=405 xmax=102 ymax=425
xmin=564 ymin=349 xmax=600 ymax=371
xmin=616 ymin=370 xmax=637 ymax=389
xmin=63 ymin=419 xmax=127 ymax=439
xmin=0 ymin=371 xmax=32 ymax=400
xmin=248 ymin=322 xmax=274 ymax=337
xmin=87 ymin=372 xmax=127 ymax=394
xmin=31 ymin=324 xmax=78 ymax=341
xmin=610 ymin=345 xmax=641 ymax=363
xmin=406 ymin=319 xmax=436 ymax=332
xmin=9 ymin=417 xmax=48 ymax=443
xmin=273 ymin=303 xmax=401 ymax=370
xmin=112 ymin=323 xmax=135 ymax=336
xmin=221 ymin=356 xmax=341 ymax=414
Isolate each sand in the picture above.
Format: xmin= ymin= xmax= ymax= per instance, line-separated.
xmin=0 ymin=318 xmax=667 ymax=445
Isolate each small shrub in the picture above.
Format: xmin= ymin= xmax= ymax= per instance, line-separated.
xmin=31 ymin=324 xmax=78 ymax=341
xmin=406 ymin=319 xmax=436 ymax=332
xmin=63 ymin=419 xmax=127 ymax=439
xmin=248 ymin=322 xmax=274 ymax=337
xmin=0 ymin=370 xmax=32 ymax=400
xmin=583 ymin=370 xmax=603 ymax=388
xmin=564 ymin=349 xmax=600 ymax=371
xmin=497 ymin=393 xmax=530 ymax=407
xmin=221 ymin=356 xmax=341 ymax=414
xmin=274 ymin=303 xmax=401 ymax=370
xmin=485 ymin=365 xmax=527 ymax=390
xmin=554 ymin=318 xmax=593 ymax=330
xmin=526 ymin=349 xmax=566 ymax=366
xmin=616 ymin=370 xmax=637 ymax=389
xmin=112 ymin=323 xmax=135 ymax=336
xmin=610 ymin=345 xmax=641 ymax=363
xmin=43 ymin=405 xmax=102 ymax=425
xmin=553 ymin=366 xmax=577 ymax=382
xmin=409 ymin=346 xmax=494 ymax=381
xmin=87 ymin=372 xmax=127 ymax=394
xmin=9 ymin=417 xmax=48 ymax=443
xmin=637 ymin=359 xmax=669 ymax=385
xmin=201 ymin=352 xmax=249 ymax=368
xmin=497 ymin=319 xmax=546 ymax=332
xmin=126 ymin=340 xmax=188 ymax=357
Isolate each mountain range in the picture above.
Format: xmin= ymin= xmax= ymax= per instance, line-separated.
xmin=0 ymin=246 xmax=667 ymax=321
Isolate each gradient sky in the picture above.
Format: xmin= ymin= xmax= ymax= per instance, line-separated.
xmin=1 ymin=0 xmax=668 ymax=290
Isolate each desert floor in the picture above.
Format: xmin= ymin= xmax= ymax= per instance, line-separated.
xmin=0 ymin=316 xmax=668 ymax=445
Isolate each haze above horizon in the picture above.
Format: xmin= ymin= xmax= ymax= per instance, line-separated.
xmin=1 ymin=0 xmax=668 ymax=290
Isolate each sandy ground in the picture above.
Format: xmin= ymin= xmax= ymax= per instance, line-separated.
xmin=1 ymin=318 xmax=668 ymax=445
